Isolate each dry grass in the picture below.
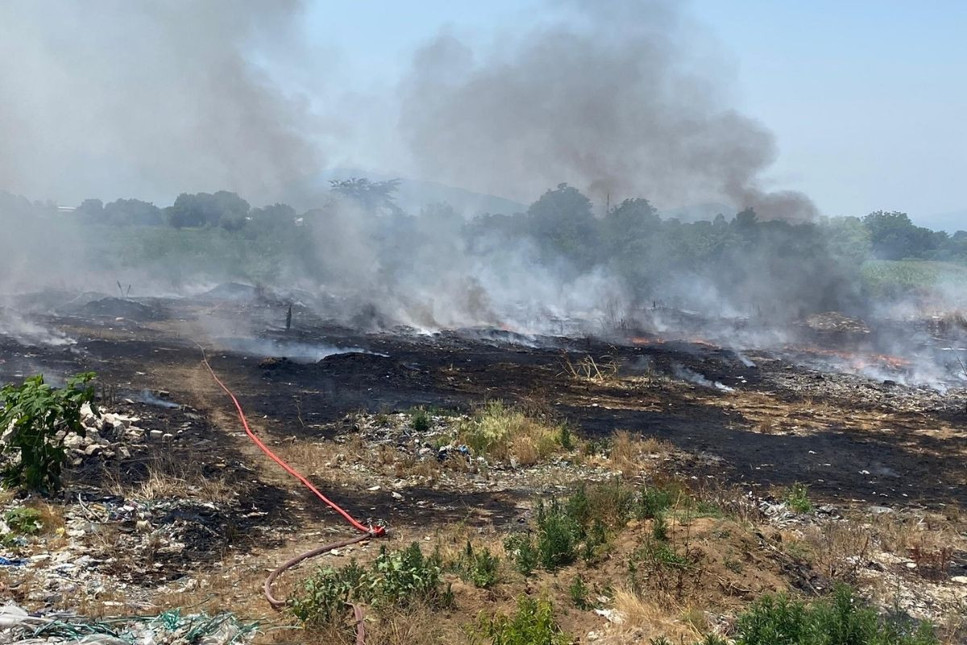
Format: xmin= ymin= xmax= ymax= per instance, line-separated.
xmin=456 ymin=401 xmax=572 ymax=466
xmin=105 ymin=449 xmax=235 ymax=504
xmin=606 ymin=430 xmax=672 ymax=478
xmin=798 ymin=517 xmax=873 ymax=582
xmin=562 ymin=353 xmax=619 ymax=383
xmin=610 ymin=587 xmax=700 ymax=643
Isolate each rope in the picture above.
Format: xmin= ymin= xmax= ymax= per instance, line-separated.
xmin=199 ymin=349 xmax=385 ymax=642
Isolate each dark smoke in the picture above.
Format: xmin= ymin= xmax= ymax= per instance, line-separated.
xmin=399 ymin=0 xmax=816 ymax=220
xmin=0 ymin=0 xmax=318 ymax=205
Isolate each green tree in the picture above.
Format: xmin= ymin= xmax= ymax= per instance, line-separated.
xmin=330 ymin=178 xmax=402 ymax=215
xmin=525 ymin=183 xmax=600 ymax=269
xmin=863 ymin=211 xmax=938 ymax=260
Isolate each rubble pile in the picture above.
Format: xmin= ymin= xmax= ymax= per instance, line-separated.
xmin=61 ymin=404 xmax=157 ymax=466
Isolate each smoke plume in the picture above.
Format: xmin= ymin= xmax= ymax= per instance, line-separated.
xmin=399 ymin=0 xmax=815 ymax=220
xmin=0 ymin=0 xmax=317 ymax=205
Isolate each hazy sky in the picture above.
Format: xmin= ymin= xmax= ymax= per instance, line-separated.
xmin=1 ymin=1 xmax=963 ymax=228
xmin=306 ymin=0 xmax=966 ymax=223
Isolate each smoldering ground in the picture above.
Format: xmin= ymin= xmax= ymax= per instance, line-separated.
xmin=0 ymin=0 xmax=963 ymax=388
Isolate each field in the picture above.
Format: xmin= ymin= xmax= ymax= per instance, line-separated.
xmin=0 ymin=290 xmax=964 ymax=643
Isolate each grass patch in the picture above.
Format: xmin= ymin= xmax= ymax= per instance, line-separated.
xmin=457 ymin=401 xmax=574 ymax=466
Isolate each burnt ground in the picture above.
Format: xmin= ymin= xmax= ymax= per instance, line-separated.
xmin=2 ymin=294 xmax=962 ymax=513
xmin=0 ymin=292 xmax=966 ymax=642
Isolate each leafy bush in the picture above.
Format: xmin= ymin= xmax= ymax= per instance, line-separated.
xmin=410 ymin=407 xmax=431 ymax=432
xmin=535 ymin=500 xmax=581 ymax=570
xmin=636 ymin=483 xmax=679 ymax=520
xmin=504 ymin=533 xmax=539 ymax=576
xmin=4 ymin=507 xmax=43 ymax=535
xmin=568 ymin=575 xmax=591 ymax=609
xmin=735 ymin=585 xmax=938 ymax=645
xmin=290 ymin=543 xmax=453 ymax=630
xmin=785 ymin=483 xmax=813 ymax=514
xmin=0 ymin=373 xmax=97 ymax=492
xmin=473 ymin=596 xmax=571 ymax=645
xmin=452 ymin=541 xmax=501 ymax=589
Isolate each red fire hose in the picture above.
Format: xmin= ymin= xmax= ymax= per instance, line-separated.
xmin=200 ymin=350 xmax=384 ymax=643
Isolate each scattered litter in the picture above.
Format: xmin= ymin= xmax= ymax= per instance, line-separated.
xmin=0 ymin=606 xmax=257 ymax=644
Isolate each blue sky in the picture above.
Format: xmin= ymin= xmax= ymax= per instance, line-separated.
xmin=304 ymin=1 xmax=966 ymax=227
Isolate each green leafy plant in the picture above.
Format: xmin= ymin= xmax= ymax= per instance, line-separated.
xmin=785 ymin=483 xmax=813 ymax=514
xmin=410 ymin=407 xmax=431 ymax=432
xmin=636 ymin=483 xmax=678 ymax=519
xmin=289 ymin=561 xmax=364 ymax=628
xmin=735 ymin=585 xmax=938 ymax=645
xmin=473 ymin=596 xmax=571 ymax=645
xmin=504 ymin=532 xmax=539 ymax=576
xmin=535 ymin=499 xmax=581 ymax=570
xmin=568 ymin=575 xmax=591 ymax=610
xmin=0 ymin=373 xmax=97 ymax=492
xmin=453 ymin=542 xmax=501 ymax=589
xmin=290 ymin=543 xmax=453 ymax=630
xmin=4 ymin=507 xmax=43 ymax=535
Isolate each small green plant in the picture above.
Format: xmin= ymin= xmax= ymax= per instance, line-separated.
xmin=559 ymin=424 xmax=574 ymax=451
xmin=453 ymin=542 xmax=501 ymax=589
xmin=4 ymin=507 xmax=43 ymax=535
xmin=785 ymin=482 xmax=813 ymax=514
xmin=637 ymin=483 xmax=678 ymax=519
xmin=535 ymin=500 xmax=581 ymax=570
xmin=504 ymin=532 xmax=539 ymax=576
xmin=568 ymin=575 xmax=591 ymax=610
xmin=290 ymin=543 xmax=453 ymax=630
xmin=473 ymin=596 xmax=571 ymax=645
xmin=0 ymin=373 xmax=98 ymax=492
xmin=410 ymin=407 xmax=431 ymax=432
xmin=289 ymin=561 xmax=364 ymax=628
xmin=651 ymin=514 xmax=670 ymax=542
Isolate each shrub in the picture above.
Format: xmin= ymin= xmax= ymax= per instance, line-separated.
xmin=785 ymin=483 xmax=813 ymax=514
xmin=290 ymin=561 xmax=364 ymax=628
xmin=568 ymin=575 xmax=591 ymax=610
xmin=735 ymin=585 xmax=939 ymax=645
xmin=536 ymin=500 xmax=581 ymax=570
xmin=0 ymin=373 xmax=97 ymax=492
xmin=474 ymin=596 xmax=570 ymax=645
xmin=410 ymin=407 xmax=431 ymax=432
xmin=453 ymin=542 xmax=501 ymax=589
xmin=290 ymin=543 xmax=453 ymax=630
xmin=636 ymin=483 xmax=679 ymax=520
xmin=504 ymin=533 xmax=539 ymax=576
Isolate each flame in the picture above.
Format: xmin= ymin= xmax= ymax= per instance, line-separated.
xmin=784 ymin=345 xmax=911 ymax=371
